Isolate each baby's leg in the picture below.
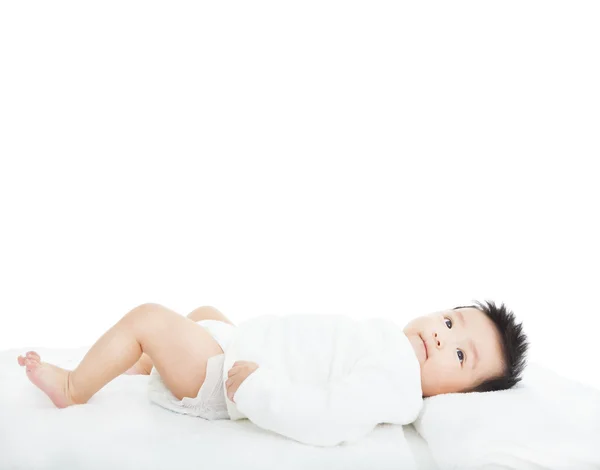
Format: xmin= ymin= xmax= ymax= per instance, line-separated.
xmin=125 ymin=305 xmax=235 ymax=375
xmin=17 ymin=303 xmax=225 ymax=407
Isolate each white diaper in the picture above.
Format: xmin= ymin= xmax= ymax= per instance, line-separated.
xmin=147 ymin=319 xmax=236 ymax=420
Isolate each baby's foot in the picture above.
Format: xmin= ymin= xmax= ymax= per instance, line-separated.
xmin=17 ymin=351 xmax=77 ymax=408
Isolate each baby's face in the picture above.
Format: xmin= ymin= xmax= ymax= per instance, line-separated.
xmin=403 ymin=307 xmax=505 ymax=397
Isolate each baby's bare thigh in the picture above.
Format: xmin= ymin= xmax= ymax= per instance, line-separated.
xmin=136 ymin=304 xmax=224 ymax=401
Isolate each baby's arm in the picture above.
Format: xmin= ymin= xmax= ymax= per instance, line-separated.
xmin=230 ymin=357 xmax=421 ymax=447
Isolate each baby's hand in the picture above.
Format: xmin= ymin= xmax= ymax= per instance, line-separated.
xmin=226 ymin=360 xmax=259 ymax=403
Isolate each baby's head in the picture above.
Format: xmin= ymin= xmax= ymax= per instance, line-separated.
xmin=403 ymin=299 xmax=529 ymax=397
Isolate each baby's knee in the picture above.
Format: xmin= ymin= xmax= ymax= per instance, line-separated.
xmin=124 ymin=303 xmax=166 ymax=325
xmin=131 ymin=302 xmax=164 ymax=313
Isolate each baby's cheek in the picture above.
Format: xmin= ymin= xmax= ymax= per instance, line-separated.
xmin=419 ymin=364 xmax=428 ymax=381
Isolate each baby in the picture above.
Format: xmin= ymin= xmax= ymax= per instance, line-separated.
xmin=17 ymin=299 xmax=529 ymax=447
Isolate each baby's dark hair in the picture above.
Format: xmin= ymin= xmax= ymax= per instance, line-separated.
xmin=453 ymin=299 xmax=529 ymax=393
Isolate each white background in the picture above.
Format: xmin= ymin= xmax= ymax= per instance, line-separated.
xmin=1 ymin=2 xmax=598 ymax=392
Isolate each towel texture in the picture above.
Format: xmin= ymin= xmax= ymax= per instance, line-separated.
xmin=413 ymin=361 xmax=600 ymax=470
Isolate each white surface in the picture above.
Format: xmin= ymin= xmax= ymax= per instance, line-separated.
xmin=413 ymin=362 xmax=600 ymax=470
xmin=0 ymin=346 xmax=437 ymax=470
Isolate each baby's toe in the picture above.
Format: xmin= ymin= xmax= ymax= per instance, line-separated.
xmin=17 ymin=355 xmax=26 ymax=366
xmin=26 ymin=352 xmax=41 ymax=364
xmin=24 ymin=358 xmax=41 ymax=371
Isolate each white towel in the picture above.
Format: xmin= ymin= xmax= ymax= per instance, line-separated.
xmin=412 ymin=362 xmax=600 ymax=470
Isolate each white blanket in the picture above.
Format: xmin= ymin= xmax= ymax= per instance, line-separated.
xmin=0 ymin=346 xmax=433 ymax=470
xmin=222 ymin=313 xmax=424 ymax=447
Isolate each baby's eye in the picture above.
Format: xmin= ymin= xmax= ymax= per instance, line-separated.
xmin=445 ymin=318 xmax=464 ymax=364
